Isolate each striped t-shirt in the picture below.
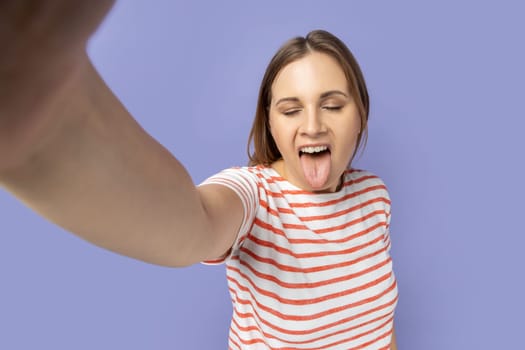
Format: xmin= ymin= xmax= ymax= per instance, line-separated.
xmin=201 ymin=165 xmax=398 ymax=349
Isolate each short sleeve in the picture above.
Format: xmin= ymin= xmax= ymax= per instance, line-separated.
xmin=198 ymin=167 xmax=259 ymax=264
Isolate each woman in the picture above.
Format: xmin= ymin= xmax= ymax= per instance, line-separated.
xmin=0 ymin=1 xmax=397 ymax=348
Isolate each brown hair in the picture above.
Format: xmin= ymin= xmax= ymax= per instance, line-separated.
xmin=247 ymin=30 xmax=369 ymax=166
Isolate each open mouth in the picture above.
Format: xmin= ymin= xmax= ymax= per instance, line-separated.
xmin=298 ymin=145 xmax=331 ymax=157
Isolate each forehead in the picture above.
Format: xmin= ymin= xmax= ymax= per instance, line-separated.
xmin=271 ymin=52 xmax=348 ymax=101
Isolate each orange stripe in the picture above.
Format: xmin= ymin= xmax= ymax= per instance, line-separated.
xmin=256 ymin=175 xmax=379 ymax=195
xmin=291 ymin=185 xmax=387 ymax=207
xmin=300 ymin=197 xmax=389 ymax=222
xmin=259 ymin=196 xmax=389 ymax=221
xmin=256 ymin=174 xmax=379 ymax=196
xmin=227 ymin=269 xmax=392 ymax=306
xmin=229 ymin=278 xmax=397 ymax=321
xmin=231 ymin=312 xmax=394 ymax=347
xmin=312 ymin=315 xmax=394 ymax=350
xmin=259 ymin=199 xmax=294 ymax=216
xmin=350 ymin=327 xmax=393 ymax=349
xmin=280 ymin=210 xmax=388 ymax=235
xmin=229 ymin=291 xmax=398 ymax=336
xmin=231 ymin=256 xmax=392 ymax=291
xmin=313 ymin=210 xmax=387 ymax=235
xmin=253 ymin=217 xmax=386 ymax=243
xmin=256 ymin=166 xmax=361 ymax=175
xmin=259 ymin=183 xmax=387 ymax=208
xmin=230 ymin=327 xmax=268 ymax=346
xmin=235 ymin=245 xmax=387 ymax=274
xmin=245 ymin=234 xmax=384 ymax=259
xmin=228 ymin=334 xmax=241 ymax=350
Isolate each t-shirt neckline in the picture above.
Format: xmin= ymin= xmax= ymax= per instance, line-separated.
xmin=261 ymin=166 xmax=348 ymax=199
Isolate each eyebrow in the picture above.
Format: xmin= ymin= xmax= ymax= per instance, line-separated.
xmin=320 ymin=90 xmax=348 ymax=99
xmin=274 ymin=90 xmax=349 ymax=106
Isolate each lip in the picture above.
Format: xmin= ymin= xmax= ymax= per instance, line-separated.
xmin=297 ymin=143 xmax=332 ymax=155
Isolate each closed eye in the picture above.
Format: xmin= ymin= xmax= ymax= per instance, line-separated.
xmin=322 ymin=106 xmax=343 ymax=111
xmin=283 ymin=109 xmax=301 ymax=116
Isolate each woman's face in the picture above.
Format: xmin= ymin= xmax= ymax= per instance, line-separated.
xmin=268 ymin=52 xmax=361 ymax=193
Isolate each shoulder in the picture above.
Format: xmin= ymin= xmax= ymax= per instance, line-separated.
xmin=345 ymin=168 xmax=391 ymax=205
xmin=345 ymin=168 xmax=389 ymax=188
xmin=199 ymin=166 xmax=261 ymax=186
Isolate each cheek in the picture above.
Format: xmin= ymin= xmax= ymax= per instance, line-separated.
xmin=269 ymin=121 xmax=297 ymax=159
xmin=268 ymin=119 xmax=278 ymax=144
xmin=344 ymin=114 xmax=362 ymax=138
xmin=268 ymin=119 xmax=284 ymax=152
xmin=270 ymin=129 xmax=286 ymax=154
xmin=337 ymin=117 xmax=361 ymax=153
xmin=269 ymin=117 xmax=283 ymax=141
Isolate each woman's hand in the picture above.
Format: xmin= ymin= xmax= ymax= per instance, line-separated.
xmin=0 ymin=0 xmax=115 ymax=171
xmin=0 ymin=0 xmax=115 ymax=61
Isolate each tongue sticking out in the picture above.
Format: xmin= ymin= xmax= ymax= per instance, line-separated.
xmin=299 ymin=151 xmax=331 ymax=189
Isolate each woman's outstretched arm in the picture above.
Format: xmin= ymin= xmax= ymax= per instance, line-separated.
xmin=0 ymin=1 xmax=242 ymax=267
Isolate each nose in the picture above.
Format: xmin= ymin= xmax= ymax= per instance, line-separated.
xmin=300 ymin=108 xmax=326 ymax=137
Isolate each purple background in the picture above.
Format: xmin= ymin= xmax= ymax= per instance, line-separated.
xmin=1 ymin=1 xmax=524 ymax=349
